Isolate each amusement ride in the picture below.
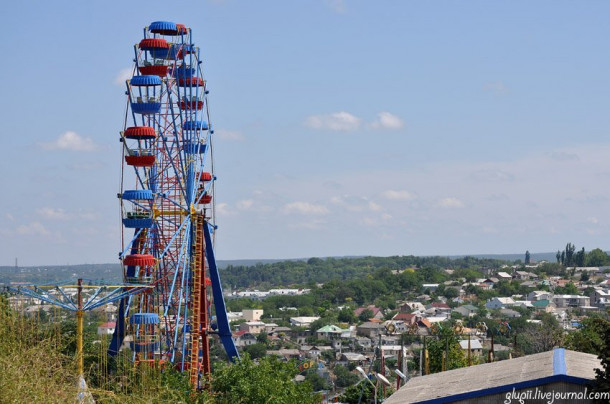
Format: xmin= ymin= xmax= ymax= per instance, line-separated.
xmin=6 ymin=20 xmax=238 ymax=393
xmin=110 ymin=20 xmax=238 ymax=388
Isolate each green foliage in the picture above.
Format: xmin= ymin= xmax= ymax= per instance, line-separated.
xmin=211 ymin=354 xmax=320 ymax=404
xmin=338 ymin=308 xmax=356 ymax=324
xmin=565 ymin=316 xmax=610 ymax=355
xmin=339 ymin=380 xmax=375 ymax=404
xmin=555 ymin=282 xmax=579 ymax=295
xmin=304 ymin=370 xmax=331 ymax=391
xmin=333 ymin=365 xmax=359 ymax=387
xmin=358 ymin=309 xmax=374 ymax=323
xmin=426 ymin=329 xmax=468 ymax=373
xmin=243 ymin=343 xmax=267 ymax=359
xmin=587 ymin=248 xmax=610 ymax=267
xmin=591 ymin=326 xmax=610 ymax=403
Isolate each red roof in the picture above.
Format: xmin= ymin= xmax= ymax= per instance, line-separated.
xmin=99 ymin=322 xmax=116 ymax=328
xmin=393 ymin=313 xmax=416 ymax=323
xmin=431 ymin=302 xmax=450 ymax=309
xmin=233 ymin=330 xmax=247 ymax=338
xmin=418 ymin=318 xmax=432 ymax=328
xmin=354 ymin=305 xmax=381 ymax=316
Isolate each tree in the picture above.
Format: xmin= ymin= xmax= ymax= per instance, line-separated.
xmin=556 ymin=250 xmax=561 ymax=264
xmin=565 ymin=317 xmax=610 ymax=355
xmin=358 ymin=309 xmax=374 ymax=323
xmin=333 ymin=365 xmax=359 ymax=388
xmin=591 ymin=327 xmax=610 ymax=403
xmin=525 ymin=251 xmax=531 ymax=265
xmin=555 ymin=282 xmax=579 ymax=295
xmin=212 ymin=354 xmax=321 ymax=404
xmin=304 ymin=370 xmax=331 ymax=391
xmin=338 ymin=308 xmax=356 ymax=324
xmin=565 ymin=243 xmax=576 ymax=267
xmin=575 ymin=247 xmax=586 ymax=267
xmin=587 ymin=248 xmax=610 ymax=267
xmin=426 ymin=328 xmax=467 ymax=373
xmin=243 ymin=342 xmax=267 ymax=359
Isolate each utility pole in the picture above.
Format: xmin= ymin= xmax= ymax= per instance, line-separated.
xmin=76 ymin=278 xmax=84 ymax=377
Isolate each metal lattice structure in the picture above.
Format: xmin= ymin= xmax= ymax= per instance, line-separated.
xmin=109 ymin=21 xmax=238 ymax=389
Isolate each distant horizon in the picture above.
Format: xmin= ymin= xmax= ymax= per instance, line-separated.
xmin=1 ymin=250 xmax=571 ymax=268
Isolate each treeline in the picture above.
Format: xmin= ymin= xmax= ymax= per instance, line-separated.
xmin=220 ymin=255 xmax=509 ymax=289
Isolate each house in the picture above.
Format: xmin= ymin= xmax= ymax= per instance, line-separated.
xmin=354 ymin=305 xmax=384 ymax=321
xmin=317 ymin=324 xmax=347 ymax=339
xmin=527 ymin=290 xmax=552 ymax=302
xmin=399 ymin=302 xmax=425 ymax=313
xmin=496 ymin=272 xmax=513 ymax=280
xmin=239 ymin=321 xmax=266 ymax=334
xmin=356 ymin=322 xmax=384 ymax=339
xmin=392 ymin=312 xmax=417 ymax=324
xmin=459 ymin=338 xmax=483 ymax=355
xmin=590 ymin=289 xmax=610 ymax=309
xmin=290 ymin=316 xmax=320 ymax=328
xmin=97 ymin=322 xmax=116 ymax=336
xmin=300 ymin=345 xmax=333 ymax=359
xmin=233 ymin=331 xmax=257 ymax=347
xmin=339 ymin=352 xmax=368 ymax=363
xmin=356 ymin=337 xmax=373 ymax=349
xmin=243 ymin=309 xmax=263 ymax=322
xmin=267 ymin=348 xmax=301 ymax=360
xmin=500 ymin=308 xmax=521 ymax=318
xmin=552 ymin=295 xmax=590 ymax=308
xmin=532 ymin=299 xmax=555 ymax=312
xmin=422 ymin=284 xmax=439 ymax=292
xmin=485 ymin=297 xmax=515 ymax=310
xmin=428 ymin=302 xmax=451 ymax=313
xmin=452 ymin=304 xmax=479 ymax=318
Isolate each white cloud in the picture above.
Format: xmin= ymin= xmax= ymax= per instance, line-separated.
xmin=216 ymin=202 xmax=236 ymax=217
xmin=236 ymin=199 xmax=254 ymax=210
xmin=548 ymin=151 xmax=579 ymax=162
xmin=325 ymin=0 xmax=346 ymax=13
xmin=383 ymin=190 xmax=415 ymax=201
xmin=369 ymin=112 xmax=404 ymax=130
xmin=282 ymin=202 xmax=330 ymax=215
xmin=368 ymin=202 xmax=382 ymax=211
xmin=16 ymin=222 xmax=51 ymax=236
xmin=437 ymin=197 xmax=465 ymax=208
xmin=217 ymin=129 xmax=245 ymax=141
xmin=483 ymin=81 xmax=508 ymax=94
xmin=37 ymin=207 xmax=69 ymax=220
xmin=291 ymin=219 xmax=327 ymax=230
xmin=305 ymin=112 xmax=362 ymax=132
xmin=39 ymin=131 xmax=100 ymax=152
xmin=115 ymin=67 xmax=133 ymax=85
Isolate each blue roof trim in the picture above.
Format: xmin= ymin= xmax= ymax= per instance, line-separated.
xmin=414 ymin=374 xmax=592 ymax=403
xmin=553 ymin=348 xmax=567 ymax=375
xmin=130 ymin=75 xmax=162 ymax=86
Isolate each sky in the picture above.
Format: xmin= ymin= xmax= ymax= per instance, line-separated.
xmin=1 ymin=1 xmax=610 ymax=266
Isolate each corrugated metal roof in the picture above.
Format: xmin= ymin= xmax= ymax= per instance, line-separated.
xmin=384 ymin=349 xmax=600 ymax=404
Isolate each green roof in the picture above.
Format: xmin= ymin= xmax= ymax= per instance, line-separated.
xmin=532 ymin=299 xmax=550 ymax=307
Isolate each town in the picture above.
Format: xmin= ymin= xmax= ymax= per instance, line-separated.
xmin=4 ymin=248 xmax=610 ymax=401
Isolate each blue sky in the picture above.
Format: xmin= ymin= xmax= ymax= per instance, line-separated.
xmin=1 ymin=1 xmax=610 ymax=265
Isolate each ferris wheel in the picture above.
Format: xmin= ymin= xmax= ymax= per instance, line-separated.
xmin=109 ymin=20 xmax=238 ymax=388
